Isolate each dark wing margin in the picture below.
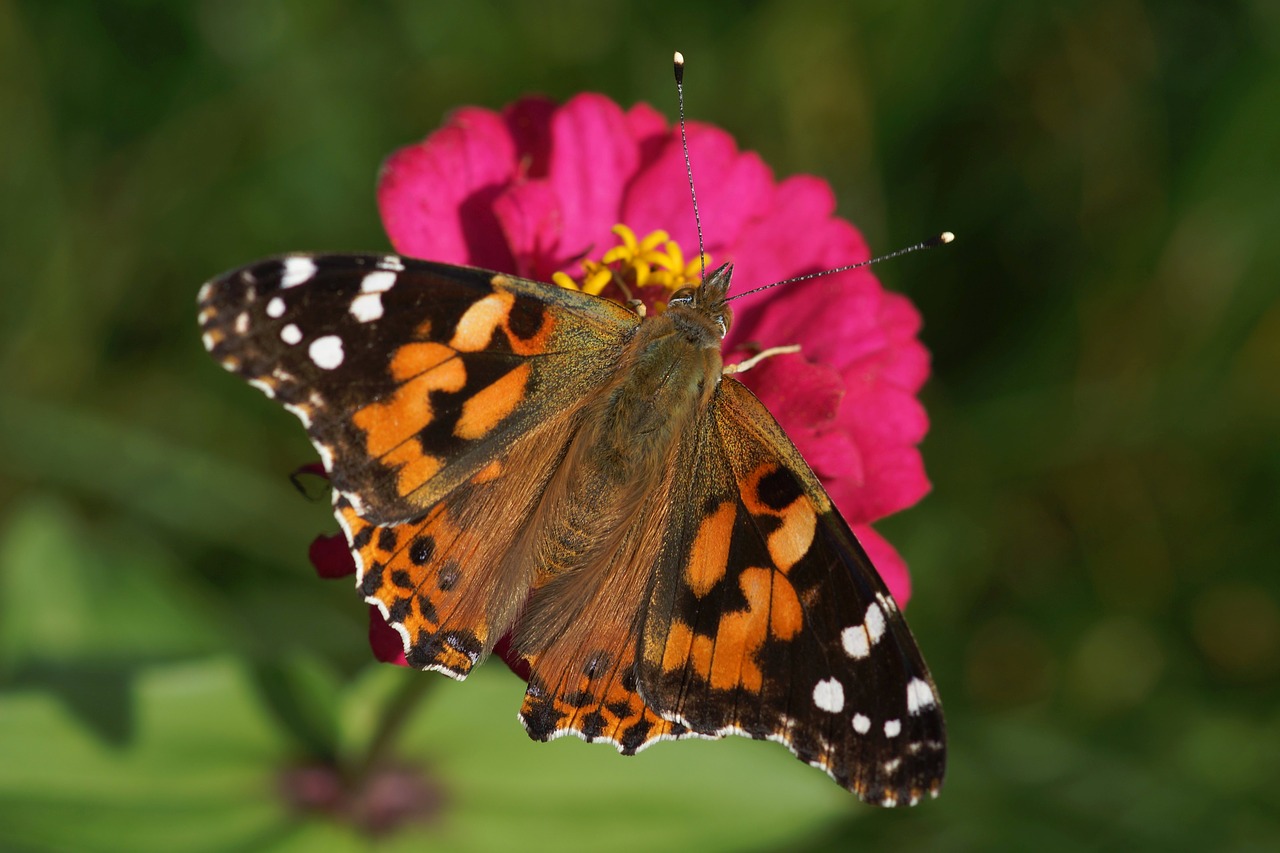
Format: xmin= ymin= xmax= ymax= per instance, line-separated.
xmin=637 ymin=377 xmax=945 ymax=806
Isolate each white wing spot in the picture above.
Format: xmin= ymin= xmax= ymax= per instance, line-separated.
xmin=201 ymin=332 xmax=217 ymax=352
xmin=309 ymin=335 xmax=344 ymax=369
xmin=865 ymin=602 xmax=886 ymax=643
xmin=197 ymin=282 xmax=213 ymax=303
xmin=350 ymin=292 xmax=384 ymax=323
xmin=248 ymin=378 xmax=276 ymax=398
xmin=812 ymin=678 xmax=845 ymax=713
xmin=907 ymin=678 xmax=936 ymax=715
xmin=234 ymin=312 xmax=249 ymax=334
xmin=284 ymin=402 xmax=313 ymax=428
xmin=315 ymin=442 xmax=334 ymax=472
xmin=280 ymin=324 xmax=303 ymax=345
xmin=266 ymin=296 xmax=286 ymax=318
xmin=884 ymin=719 xmax=902 ymax=738
xmin=378 ymin=255 xmax=405 ymax=271
xmin=281 ymin=257 xmax=316 ymax=288
xmin=361 ymin=270 xmax=397 ymax=293
xmin=852 ymin=713 xmax=871 ymax=734
xmin=841 ymin=625 xmax=871 ymax=659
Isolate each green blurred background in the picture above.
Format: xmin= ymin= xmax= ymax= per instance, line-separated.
xmin=2 ymin=1 xmax=1277 ymax=850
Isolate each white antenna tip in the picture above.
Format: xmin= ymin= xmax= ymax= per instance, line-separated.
xmin=940 ymin=231 xmax=955 ymax=243
xmin=674 ymin=51 xmax=685 ymax=65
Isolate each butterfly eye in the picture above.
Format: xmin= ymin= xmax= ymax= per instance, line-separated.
xmin=667 ymin=288 xmax=696 ymax=307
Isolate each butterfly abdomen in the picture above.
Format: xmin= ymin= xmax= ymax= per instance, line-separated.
xmin=511 ymin=311 xmax=723 ymax=658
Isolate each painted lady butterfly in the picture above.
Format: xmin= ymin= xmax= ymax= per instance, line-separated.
xmin=198 ymin=64 xmax=946 ymax=808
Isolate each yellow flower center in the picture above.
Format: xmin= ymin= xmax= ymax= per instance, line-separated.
xmin=551 ymin=224 xmax=710 ymax=311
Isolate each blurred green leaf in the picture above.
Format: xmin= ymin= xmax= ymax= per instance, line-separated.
xmin=0 ymin=496 xmax=229 ymax=742
xmin=0 ymin=496 xmax=224 ymax=663
xmin=0 ymin=657 xmax=858 ymax=852
xmin=0 ymin=659 xmax=291 ymax=853
xmin=249 ymin=656 xmax=344 ymax=763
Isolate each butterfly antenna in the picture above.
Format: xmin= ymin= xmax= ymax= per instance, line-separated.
xmin=726 ymin=231 xmax=955 ymax=302
xmin=674 ymin=51 xmax=708 ymax=282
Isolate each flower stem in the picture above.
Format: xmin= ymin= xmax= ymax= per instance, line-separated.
xmin=350 ymin=671 xmax=434 ymax=783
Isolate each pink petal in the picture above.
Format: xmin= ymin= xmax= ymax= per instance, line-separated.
xmin=852 ymin=525 xmax=912 ymax=606
xmin=503 ymin=97 xmax=557 ymax=178
xmin=378 ymin=106 xmax=518 ymax=270
xmin=865 ymin=292 xmax=930 ymax=393
xmin=491 ymin=179 xmax=565 ymax=280
xmin=624 ymin=102 xmax=670 ymax=156
xmin=827 ymin=443 xmax=931 ymax=523
xmin=799 ymin=429 xmax=866 ymax=494
xmin=545 ymin=94 xmax=641 ymax=266
xmin=623 ymin=124 xmax=774 ymax=258
xmin=724 ymin=176 xmax=868 ymax=300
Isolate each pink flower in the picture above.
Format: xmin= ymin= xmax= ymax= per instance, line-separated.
xmin=312 ymin=92 xmax=931 ymax=666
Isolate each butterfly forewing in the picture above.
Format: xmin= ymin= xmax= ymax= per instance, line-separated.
xmin=637 ymin=378 xmax=945 ymax=805
xmin=199 ymin=254 xmax=639 ymax=676
xmin=199 ymin=254 xmax=636 ymax=524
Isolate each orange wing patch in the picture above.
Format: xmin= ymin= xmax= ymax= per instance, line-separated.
xmin=338 ymin=500 xmax=489 ymax=678
xmin=450 ymin=292 xmax=515 ymax=352
xmin=519 ymin=644 xmax=693 ymax=754
xmin=643 ymin=456 xmax=816 ymax=702
xmin=685 ymin=500 xmax=735 ymax=596
xmin=454 ymin=363 xmax=530 ymax=440
xmin=658 ymin=565 xmax=803 ymax=694
xmin=450 ymin=281 xmax=558 ymax=357
xmin=352 ymin=344 xmax=465 ymax=457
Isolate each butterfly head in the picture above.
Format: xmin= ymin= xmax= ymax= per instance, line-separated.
xmin=665 ymin=262 xmax=733 ymax=340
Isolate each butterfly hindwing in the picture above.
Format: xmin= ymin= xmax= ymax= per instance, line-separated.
xmin=333 ymin=416 xmax=579 ymax=677
xmin=637 ymin=378 xmax=946 ymax=806
xmin=200 ymin=254 xmax=639 ymax=676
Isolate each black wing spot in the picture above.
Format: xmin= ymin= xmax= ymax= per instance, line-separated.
xmin=756 ymin=466 xmax=803 ymax=512
xmin=387 ymin=596 xmax=411 ymax=623
xmin=522 ymin=693 xmax=564 ymax=741
xmin=437 ymin=560 xmax=461 ymax=591
xmin=619 ymin=718 xmax=653 ymax=753
xmin=579 ymin=711 xmax=607 ymax=739
xmin=409 ymin=535 xmax=435 ymax=565
xmin=360 ymin=563 xmax=385 ymax=597
xmin=507 ymin=295 xmax=547 ymax=340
